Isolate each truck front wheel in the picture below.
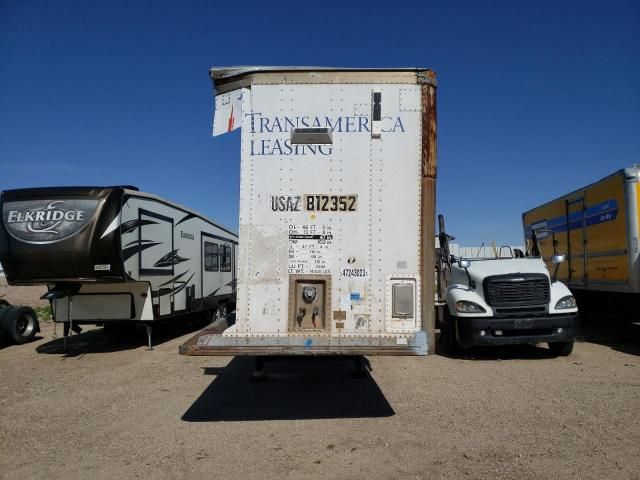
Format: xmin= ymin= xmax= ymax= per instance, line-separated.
xmin=548 ymin=341 xmax=574 ymax=356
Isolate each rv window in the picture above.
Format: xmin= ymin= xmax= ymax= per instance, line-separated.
xmin=221 ymin=245 xmax=232 ymax=272
xmin=204 ymin=242 xmax=219 ymax=272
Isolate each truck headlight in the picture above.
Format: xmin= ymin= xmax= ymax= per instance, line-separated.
xmin=555 ymin=295 xmax=577 ymax=309
xmin=455 ymin=301 xmax=486 ymax=313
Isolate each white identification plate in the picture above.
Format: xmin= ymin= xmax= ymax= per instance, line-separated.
xmin=287 ymin=224 xmax=333 ymax=274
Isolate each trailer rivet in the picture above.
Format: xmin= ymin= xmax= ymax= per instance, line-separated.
xmin=480 ymin=330 xmax=486 ymax=336
xmin=557 ymin=327 xmax=563 ymax=333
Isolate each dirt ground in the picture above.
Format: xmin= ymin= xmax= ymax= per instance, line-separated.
xmin=0 ymin=276 xmax=48 ymax=308
xmin=0 ymin=315 xmax=638 ymax=480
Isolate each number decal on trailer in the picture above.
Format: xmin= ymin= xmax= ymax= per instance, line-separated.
xmin=341 ymin=268 xmax=369 ymax=278
xmin=304 ymin=195 xmax=358 ymax=212
xmin=271 ymin=194 xmax=358 ymax=212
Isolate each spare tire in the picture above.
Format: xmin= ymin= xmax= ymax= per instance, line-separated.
xmin=2 ymin=306 xmax=39 ymax=344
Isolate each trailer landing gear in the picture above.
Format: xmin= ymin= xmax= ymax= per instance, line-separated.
xmin=248 ymin=356 xmax=369 ymax=381
xmin=352 ymin=356 xmax=368 ymax=378
xmin=63 ymin=322 xmax=70 ymax=351
xmin=146 ymin=325 xmax=153 ymax=351
xmin=251 ymin=356 xmax=266 ymax=382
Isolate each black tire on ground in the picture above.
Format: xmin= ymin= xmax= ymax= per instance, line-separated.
xmin=219 ymin=302 xmax=228 ymax=318
xmin=212 ymin=305 xmax=222 ymax=323
xmin=548 ymin=340 xmax=574 ymax=356
xmin=2 ymin=306 xmax=39 ymax=344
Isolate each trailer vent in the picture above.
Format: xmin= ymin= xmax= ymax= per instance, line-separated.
xmin=290 ymin=128 xmax=333 ymax=145
xmin=392 ymin=283 xmax=414 ymax=318
xmin=483 ymin=274 xmax=550 ymax=307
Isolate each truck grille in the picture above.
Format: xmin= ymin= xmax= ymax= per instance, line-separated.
xmin=483 ymin=274 xmax=550 ymax=307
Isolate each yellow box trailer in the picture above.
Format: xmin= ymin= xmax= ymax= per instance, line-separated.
xmin=522 ymin=166 xmax=637 ymax=314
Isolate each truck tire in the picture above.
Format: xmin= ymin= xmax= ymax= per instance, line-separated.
xmin=548 ymin=341 xmax=574 ymax=356
xmin=2 ymin=306 xmax=39 ymax=344
xmin=219 ymin=302 xmax=228 ymax=319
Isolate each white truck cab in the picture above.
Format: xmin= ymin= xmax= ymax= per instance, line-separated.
xmin=436 ymin=215 xmax=578 ymax=356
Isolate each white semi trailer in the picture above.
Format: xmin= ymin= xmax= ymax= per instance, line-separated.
xmin=181 ymin=66 xmax=438 ymax=357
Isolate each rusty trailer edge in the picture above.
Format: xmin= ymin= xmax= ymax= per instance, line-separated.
xmin=179 ymin=328 xmax=427 ymax=356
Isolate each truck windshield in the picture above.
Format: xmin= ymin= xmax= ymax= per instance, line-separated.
xmin=453 ymin=244 xmax=527 ymax=261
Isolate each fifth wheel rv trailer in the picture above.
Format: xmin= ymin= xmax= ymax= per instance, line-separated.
xmin=0 ymin=186 xmax=238 ymax=347
xmin=523 ymin=166 xmax=640 ymax=316
xmin=180 ymin=66 xmax=438 ymax=357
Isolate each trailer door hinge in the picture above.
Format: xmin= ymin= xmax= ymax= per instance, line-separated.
xmin=371 ymin=91 xmax=382 ymax=139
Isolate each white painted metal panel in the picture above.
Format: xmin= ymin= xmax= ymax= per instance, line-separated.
xmin=53 ymin=282 xmax=153 ymax=322
xmin=70 ymin=294 xmax=132 ymax=320
xmin=230 ymin=82 xmax=423 ymax=339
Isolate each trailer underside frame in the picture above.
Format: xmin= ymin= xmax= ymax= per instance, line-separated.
xmin=179 ymin=326 xmax=427 ymax=356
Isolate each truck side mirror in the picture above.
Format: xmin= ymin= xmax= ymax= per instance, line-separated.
xmin=552 ymin=254 xmax=565 ymax=264
xmin=551 ymin=254 xmax=565 ymax=282
xmin=458 ymin=259 xmax=475 ymax=289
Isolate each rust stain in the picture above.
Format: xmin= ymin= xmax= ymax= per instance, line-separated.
xmin=421 ymin=84 xmax=437 ymax=179
xmin=420 ymin=82 xmax=438 ymax=355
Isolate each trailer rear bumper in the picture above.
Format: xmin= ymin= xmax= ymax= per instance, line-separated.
xmin=179 ymin=328 xmax=427 ymax=356
xmin=454 ymin=313 xmax=579 ymax=348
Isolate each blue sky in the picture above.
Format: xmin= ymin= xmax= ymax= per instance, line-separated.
xmin=1 ymin=0 xmax=638 ymax=245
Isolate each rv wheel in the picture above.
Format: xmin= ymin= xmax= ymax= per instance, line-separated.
xmin=548 ymin=341 xmax=574 ymax=356
xmin=219 ymin=302 xmax=228 ymax=319
xmin=2 ymin=306 xmax=39 ymax=344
